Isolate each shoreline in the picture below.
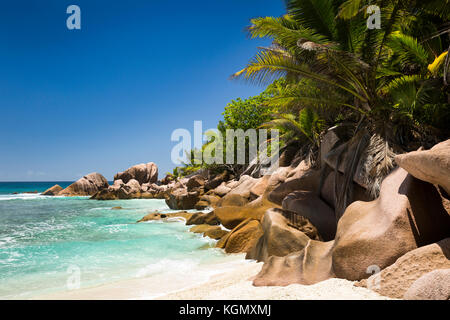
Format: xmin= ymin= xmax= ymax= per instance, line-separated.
xmin=37 ymin=256 xmax=392 ymax=300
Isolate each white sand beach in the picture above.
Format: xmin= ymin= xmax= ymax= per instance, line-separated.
xmin=38 ymin=258 xmax=392 ymax=300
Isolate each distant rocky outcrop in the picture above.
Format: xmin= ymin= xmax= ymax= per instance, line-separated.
xmin=59 ymin=173 xmax=109 ymax=196
xmin=41 ymin=184 xmax=63 ymax=196
xmin=92 ymin=163 xmax=164 ymax=200
xmin=165 ymin=187 xmax=201 ymax=210
xmin=114 ymin=162 xmax=158 ymax=185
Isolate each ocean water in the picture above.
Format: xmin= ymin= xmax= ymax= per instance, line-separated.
xmin=0 ymin=182 xmax=238 ymax=299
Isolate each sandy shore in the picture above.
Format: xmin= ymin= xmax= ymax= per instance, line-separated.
xmin=38 ymin=258 xmax=391 ymax=300
xmin=158 ymin=262 xmax=392 ymax=300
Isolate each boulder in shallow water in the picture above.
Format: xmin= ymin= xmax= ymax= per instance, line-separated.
xmin=59 ymin=173 xmax=109 ymax=196
xmin=203 ymin=227 xmax=228 ymax=240
xmin=165 ymin=188 xmax=200 ymax=210
xmin=137 ymin=211 xmax=193 ymax=223
xmin=42 ymin=184 xmax=63 ymax=196
xmin=186 ymin=211 xmax=219 ymax=226
xmin=214 ymin=206 xmax=264 ymax=230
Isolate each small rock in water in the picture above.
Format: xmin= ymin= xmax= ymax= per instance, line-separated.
xmin=111 ymin=206 xmax=123 ymax=210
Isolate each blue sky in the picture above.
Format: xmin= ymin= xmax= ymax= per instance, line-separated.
xmin=0 ymin=0 xmax=286 ymax=181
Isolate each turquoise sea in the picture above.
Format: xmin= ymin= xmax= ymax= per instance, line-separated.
xmin=0 ymin=182 xmax=237 ymax=299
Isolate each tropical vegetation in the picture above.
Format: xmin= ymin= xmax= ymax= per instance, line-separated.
xmin=174 ymin=0 xmax=449 ymax=216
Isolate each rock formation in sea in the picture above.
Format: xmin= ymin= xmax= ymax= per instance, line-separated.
xmin=41 ymin=184 xmax=63 ymax=196
xmin=91 ymin=162 xmax=161 ymax=200
xmin=58 ymin=173 xmax=109 ymax=196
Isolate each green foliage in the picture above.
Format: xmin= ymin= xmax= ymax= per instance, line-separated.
xmin=232 ymin=0 xmax=450 ymax=210
xmin=220 ymin=79 xmax=286 ymax=131
xmin=262 ymin=107 xmax=324 ymax=147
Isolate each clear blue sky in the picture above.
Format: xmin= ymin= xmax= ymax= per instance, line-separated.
xmin=0 ymin=0 xmax=286 ymax=181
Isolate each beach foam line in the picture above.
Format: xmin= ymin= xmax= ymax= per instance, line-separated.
xmin=35 ymin=254 xmax=251 ymax=300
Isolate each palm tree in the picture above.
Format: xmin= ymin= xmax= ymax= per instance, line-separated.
xmin=233 ymin=0 xmax=449 ymax=218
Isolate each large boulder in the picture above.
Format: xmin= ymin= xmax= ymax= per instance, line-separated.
xmin=331 ymin=168 xmax=450 ymax=281
xmin=194 ymin=194 xmax=221 ymax=210
xmin=137 ymin=211 xmax=193 ymax=223
xmin=125 ymin=179 xmax=141 ymax=193
xmin=249 ymin=175 xmax=270 ymax=200
xmin=42 ymin=184 xmax=63 ymax=196
xmin=395 ymin=139 xmax=450 ymax=195
xmin=357 ymin=238 xmax=450 ymax=299
xmin=323 ymin=138 xmax=368 ymax=189
xmin=145 ymin=183 xmax=169 ymax=199
xmin=186 ymin=174 xmax=206 ymax=192
xmin=116 ymin=179 xmax=142 ymax=199
xmin=319 ymin=171 xmax=372 ymax=210
xmin=114 ymin=162 xmax=158 ymax=185
xmin=59 ymin=173 xmax=109 ymax=196
xmin=265 ymin=162 xmax=319 ymax=205
xmin=320 ymin=130 xmax=340 ymax=168
xmin=217 ymin=218 xmax=264 ymax=254
xmin=204 ymin=171 xmax=229 ymax=191
xmin=186 ymin=211 xmax=219 ymax=226
xmin=165 ymin=188 xmax=200 ymax=210
xmin=282 ymin=191 xmax=336 ymax=241
xmin=203 ymin=227 xmax=228 ymax=240
xmin=190 ymin=224 xmax=219 ymax=234
xmin=214 ymin=206 xmax=265 ymax=230
xmin=253 ymin=240 xmax=335 ymax=286
xmin=246 ymin=209 xmax=315 ymax=262
xmin=216 ymin=194 xmax=249 ymax=208
xmin=92 ymin=188 xmax=120 ymax=200
xmin=403 ymin=269 xmax=450 ymax=300
xmin=212 ymin=183 xmax=232 ymax=197
xmin=219 ymin=175 xmax=259 ymax=204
